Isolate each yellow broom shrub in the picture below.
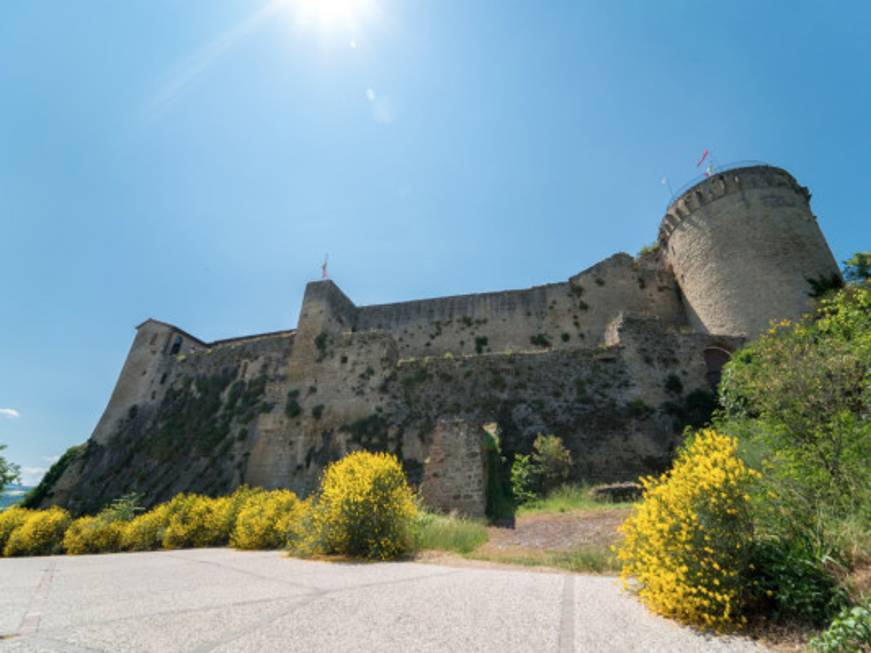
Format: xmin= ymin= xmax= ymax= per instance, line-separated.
xmin=122 ymin=504 xmax=170 ymax=551
xmin=162 ymin=494 xmax=232 ymax=549
xmin=617 ymin=429 xmax=760 ymax=630
xmin=0 ymin=507 xmax=31 ymax=554
xmin=231 ymin=489 xmax=307 ymax=550
xmin=310 ymin=451 xmax=417 ymax=560
xmin=64 ymin=516 xmax=124 ymax=555
xmin=4 ymin=507 xmax=72 ymax=557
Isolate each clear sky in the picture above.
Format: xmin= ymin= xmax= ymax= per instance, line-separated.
xmin=1 ymin=1 xmax=869 ymax=484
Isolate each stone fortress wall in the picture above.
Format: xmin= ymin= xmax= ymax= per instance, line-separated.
xmin=40 ymin=165 xmax=842 ymax=517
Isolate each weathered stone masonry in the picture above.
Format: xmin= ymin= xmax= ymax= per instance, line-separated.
xmin=40 ymin=165 xmax=840 ymax=517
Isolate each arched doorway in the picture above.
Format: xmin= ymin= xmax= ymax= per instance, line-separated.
xmin=703 ymin=346 xmax=732 ymax=390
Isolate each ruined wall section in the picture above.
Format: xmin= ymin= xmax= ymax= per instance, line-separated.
xmin=354 ymin=253 xmax=687 ymax=358
xmin=661 ymin=165 xmax=840 ymax=338
xmin=419 ymin=419 xmax=488 ymax=518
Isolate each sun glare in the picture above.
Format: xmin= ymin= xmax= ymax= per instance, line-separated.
xmin=291 ymin=0 xmax=375 ymax=31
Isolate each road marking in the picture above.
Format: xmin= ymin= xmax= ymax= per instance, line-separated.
xmin=18 ymin=560 xmax=57 ymax=636
xmin=558 ymin=574 xmax=575 ymax=653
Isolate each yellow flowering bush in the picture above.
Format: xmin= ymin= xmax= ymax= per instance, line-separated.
xmin=617 ymin=429 xmax=760 ymax=630
xmin=0 ymin=507 xmax=31 ymax=553
xmin=4 ymin=507 xmax=72 ymax=557
xmin=162 ymin=494 xmax=234 ymax=549
xmin=231 ymin=489 xmax=308 ymax=550
xmin=64 ymin=516 xmax=124 ymax=555
xmin=311 ymin=451 xmax=417 ymax=560
xmin=122 ymin=504 xmax=170 ymax=551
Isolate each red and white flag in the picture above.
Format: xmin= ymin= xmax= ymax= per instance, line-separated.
xmin=696 ymin=148 xmax=709 ymax=168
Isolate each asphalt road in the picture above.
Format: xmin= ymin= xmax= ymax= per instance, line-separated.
xmin=1 ymin=549 xmax=770 ymax=652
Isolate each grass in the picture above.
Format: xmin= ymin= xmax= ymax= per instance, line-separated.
xmin=415 ymin=513 xmax=489 ymax=554
xmin=414 ymin=485 xmax=637 ymax=574
xmin=470 ymin=544 xmax=620 ymax=574
xmin=518 ymin=485 xmax=636 ymax=515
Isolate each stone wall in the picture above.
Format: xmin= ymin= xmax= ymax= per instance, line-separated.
xmin=419 ymin=419 xmax=487 ymax=518
xmin=348 ymin=252 xmax=686 ymax=359
xmin=38 ymin=164 xmax=841 ymax=516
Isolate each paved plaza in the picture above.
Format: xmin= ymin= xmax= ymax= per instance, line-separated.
xmin=1 ymin=549 xmax=769 ymax=652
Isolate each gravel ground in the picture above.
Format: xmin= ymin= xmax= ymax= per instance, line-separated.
xmin=486 ymin=509 xmax=630 ymax=551
xmin=0 ymin=548 xmax=771 ymax=652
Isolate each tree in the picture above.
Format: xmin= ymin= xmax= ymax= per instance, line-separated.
xmin=843 ymin=251 xmax=871 ymax=283
xmin=0 ymin=444 xmax=21 ymax=490
xmin=531 ymin=434 xmax=573 ymax=494
xmin=718 ymin=284 xmax=870 ymax=527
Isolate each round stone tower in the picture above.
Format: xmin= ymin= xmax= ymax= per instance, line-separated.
xmin=659 ymin=165 xmax=839 ymax=338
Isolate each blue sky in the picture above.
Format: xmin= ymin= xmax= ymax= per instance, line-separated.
xmin=1 ymin=1 xmax=869 ymax=484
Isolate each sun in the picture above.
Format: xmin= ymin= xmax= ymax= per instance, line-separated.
xmin=291 ymin=0 xmax=375 ymax=31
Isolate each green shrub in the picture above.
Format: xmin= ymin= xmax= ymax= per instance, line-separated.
xmin=309 ymin=451 xmax=417 ymax=560
xmin=810 ymin=599 xmax=871 ymax=653
xmin=718 ymin=283 xmax=870 ymax=615
xmin=231 ymin=489 xmax=307 ymax=550
xmin=64 ymin=516 xmax=124 ymax=555
xmin=414 ymin=512 xmax=488 ymax=554
xmin=719 ymin=284 xmax=870 ymax=523
xmin=0 ymin=507 xmax=30 ymax=553
xmin=4 ymin=507 xmax=71 ymax=556
xmin=532 ymin=434 xmax=573 ymax=494
xmin=746 ymin=539 xmax=847 ymax=625
xmin=510 ymin=454 xmax=538 ymax=504
xmin=99 ymin=492 xmax=145 ymax=523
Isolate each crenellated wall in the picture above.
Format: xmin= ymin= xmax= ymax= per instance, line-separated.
xmin=302 ymin=253 xmax=687 ymax=360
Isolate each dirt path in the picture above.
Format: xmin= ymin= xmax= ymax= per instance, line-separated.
xmin=484 ymin=508 xmax=631 ymax=552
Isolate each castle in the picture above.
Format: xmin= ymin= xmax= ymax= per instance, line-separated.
xmin=39 ymin=165 xmax=840 ymax=517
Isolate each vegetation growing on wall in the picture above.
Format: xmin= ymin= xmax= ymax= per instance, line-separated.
xmin=285 ymin=389 xmax=302 ymax=418
xmin=660 ymin=389 xmax=717 ymax=433
xmin=314 ymin=331 xmax=329 ymax=360
xmin=147 ymin=369 xmax=272 ymax=461
xmin=664 ymin=373 xmax=683 ymax=396
xmin=806 ymin=273 xmax=844 ymax=298
xmin=23 ymin=444 xmax=86 ymax=508
xmin=341 ymin=414 xmax=390 ymax=451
